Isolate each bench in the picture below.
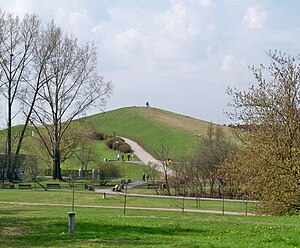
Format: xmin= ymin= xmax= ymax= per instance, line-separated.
xmin=85 ymin=184 xmax=94 ymax=191
xmin=46 ymin=183 xmax=60 ymax=189
xmin=1 ymin=182 xmax=14 ymax=189
xmin=146 ymin=183 xmax=159 ymax=189
xmin=18 ymin=184 xmax=32 ymax=189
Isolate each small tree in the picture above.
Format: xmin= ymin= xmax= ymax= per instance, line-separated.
xmin=144 ymin=162 xmax=161 ymax=195
xmin=154 ymin=142 xmax=172 ymax=196
xmin=194 ymin=124 xmax=236 ymax=197
xmin=74 ymin=127 xmax=97 ymax=172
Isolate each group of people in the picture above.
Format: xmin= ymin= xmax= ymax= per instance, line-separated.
xmin=117 ymin=153 xmax=133 ymax=161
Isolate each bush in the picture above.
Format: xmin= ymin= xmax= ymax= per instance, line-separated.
xmin=106 ymin=137 xmax=125 ymax=150
xmin=119 ymin=143 xmax=132 ymax=153
xmin=97 ymin=163 xmax=121 ymax=185
xmin=90 ymin=132 xmax=105 ymax=140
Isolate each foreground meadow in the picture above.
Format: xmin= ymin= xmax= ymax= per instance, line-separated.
xmin=0 ymin=190 xmax=299 ymax=247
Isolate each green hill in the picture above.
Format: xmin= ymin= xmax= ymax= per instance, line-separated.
xmin=82 ymin=106 xmax=232 ymax=160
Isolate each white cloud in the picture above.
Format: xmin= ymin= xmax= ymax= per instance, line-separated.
xmin=5 ymin=0 xmax=34 ymax=16
xmin=91 ymin=24 xmax=104 ymax=33
xmin=54 ymin=9 xmax=92 ymax=38
xmin=114 ymin=28 xmax=147 ymax=52
xmin=244 ymin=7 xmax=267 ymax=29
xmin=195 ymin=0 xmax=214 ymax=7
xmin=221 ymin=54 xmax=235 ymax=72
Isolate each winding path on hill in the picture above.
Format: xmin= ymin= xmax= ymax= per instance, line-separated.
xmin=121 ymin=137 xmax=167 ymax=174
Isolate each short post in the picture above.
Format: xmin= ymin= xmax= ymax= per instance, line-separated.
xmin=103 ymin=192 xmax=106 ymax=199
xmin=92 ymin=169 xmax=95 ymax=180
xmin=68 ymin=212 xmax=76 ymax=235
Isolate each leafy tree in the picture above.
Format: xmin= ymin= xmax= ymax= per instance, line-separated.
xmin=224 ymin=51 xmax=300 ymax=215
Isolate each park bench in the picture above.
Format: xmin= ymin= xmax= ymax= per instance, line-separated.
xmin=146 ymin=183 xmax=159 ymax=189
xmin=46 ymin=183 xmax=60 ymax=189
xmin=1 ymin=182 xmax=14 ymax=189
xmin=18 ymin=184 xmax=32 ymax=189
xmin=85 ymin=184 xmax=94 ymax=191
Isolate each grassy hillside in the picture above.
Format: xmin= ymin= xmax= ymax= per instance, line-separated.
xmin=2 ymin=106 xmax=233 ymax=173
xmin=82 ymin=106 xmax=233 ymax=160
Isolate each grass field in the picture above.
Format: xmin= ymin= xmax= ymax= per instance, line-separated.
xmin=0 ymin=190 xmax=299 ymax=247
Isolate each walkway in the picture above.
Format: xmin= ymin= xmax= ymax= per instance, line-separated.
xmin=121 ymin=137 xmax=173 ymax=175
xmin=0 ymin=201 xmax=254 ymax=216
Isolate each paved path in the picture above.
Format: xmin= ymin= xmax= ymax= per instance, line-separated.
xmin=121 ymin=137 xmax=173 ymax=175
xmin=0 ymin=201 xmax=254 ymax=216
xmin=94 ymin=188 xmax=257 ymax=203
xmin=122 ymin=137 xmax=161 ymax=165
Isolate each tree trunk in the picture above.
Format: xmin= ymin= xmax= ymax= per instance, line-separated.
xmin=6 ymin=55 xmax=13 ymax=182
xmin=52 ymin=146 xmax=62 ymax=180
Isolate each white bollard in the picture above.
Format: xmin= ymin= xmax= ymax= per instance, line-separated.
xmin=68 ymin=212 xmax=76 ymax=235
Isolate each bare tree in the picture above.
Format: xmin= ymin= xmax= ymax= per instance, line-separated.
xmin=194 ymin=124 xmax=236 ymax=197
xmin=30 ymin=23 xmax=112 ymax=180
xmin=144 ymin=162 xmax=162 ymax=195
xmin=154 ymin=142 xmax=172 ymax=195
xmin=74 ymin=126 xmax=96 ymax=172
xmin=0 ymin=12 xmax=41 ymax=181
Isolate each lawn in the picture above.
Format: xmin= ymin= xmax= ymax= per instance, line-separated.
xmin=0 ymin=191 xmax=299 ymax=248
xmin=0 ymin=189 xmax=254 ymax=214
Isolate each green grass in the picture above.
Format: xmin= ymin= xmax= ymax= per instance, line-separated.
xmin=0 ymin=190 xmax=299 ymax=247
xmin=0 ymin=189 xmax=254 ymax=214
xmin=82 ymin=107 xmax=233 ymax=160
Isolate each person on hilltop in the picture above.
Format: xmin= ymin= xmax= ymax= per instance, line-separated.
xmin=146 ymin=101 xmax=150 ymax=108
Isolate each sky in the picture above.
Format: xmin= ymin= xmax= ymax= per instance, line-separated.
xmin=1 ymin=0 xmax=300 ymax=124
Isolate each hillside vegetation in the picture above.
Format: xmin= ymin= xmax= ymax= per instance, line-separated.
xmin=82 ymin=106 xmax=233 ymax=160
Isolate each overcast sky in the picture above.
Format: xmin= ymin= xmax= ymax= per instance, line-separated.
xmin=1 ymin=0 xmax=300 ymax=124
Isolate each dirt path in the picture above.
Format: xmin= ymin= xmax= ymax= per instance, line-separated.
xmin=0 ymin=201 xmax=253 ymax=216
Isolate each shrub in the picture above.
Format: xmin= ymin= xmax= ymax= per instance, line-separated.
xmin=119 ymin=143 xmax=132 ymax=153
xmin=90 ymin=132 xmax=105 ymax=140
xmin=106 ymin=137 xmax=125 ymax=150
xmin=97 ymin=163 xmax=121 ymax=185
